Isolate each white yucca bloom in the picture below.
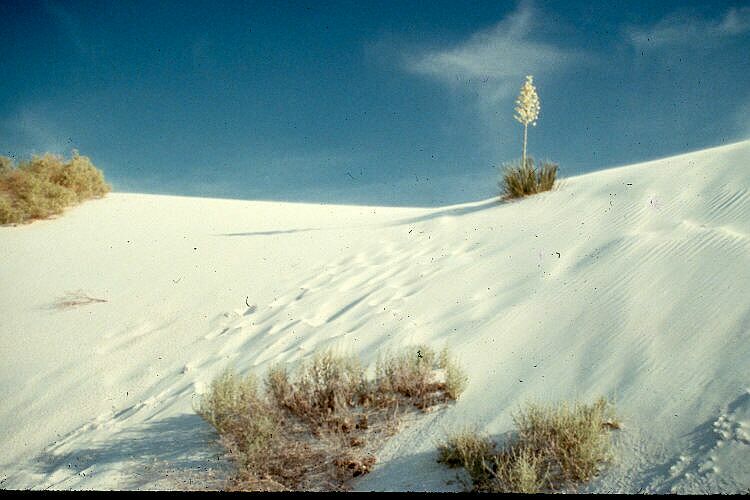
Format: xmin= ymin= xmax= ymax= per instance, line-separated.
xmin=514 ymin=75 xmax=540 ymax=168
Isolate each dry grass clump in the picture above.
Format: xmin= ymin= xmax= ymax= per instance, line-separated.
xmin=375 ymin=346 xmax=468 ymax=409
xmin=499 ymin=157 xmax=558 ymax=200
xmin=50 ymin=290 xmax=108 ymax=310
xmin=437 ymin=427 xmax=496 ymax=486
xmin=438 ymin=397 xmax=618 ymax=493
xmin=267 ymin=351 xmax=367 ymax=430
xmin=196 ymin=346 xmax=467 ymax=491
xmin=0 ymin=152 xmax=110 ymax=225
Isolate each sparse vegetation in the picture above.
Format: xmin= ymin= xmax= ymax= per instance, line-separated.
xmin=438 ymin=397 xmax=618 ymax=493
xmin=499 ymin=157 xmax=558 ymax=199
xmin=0 ymin=152 xmax=110 ymax=225
xmin=500 ymin=75 xmax=559 ymax=200
xmin=196 ymin=345 xmax=467 ymax=491
xmin=50 ymin=290 xmax=108 ymax=310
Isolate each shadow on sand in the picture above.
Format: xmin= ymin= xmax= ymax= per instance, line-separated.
xmin=216 ymin=198 xmax=500 ymax=238
xmin=33 ymin=413 xmax=229 ymax=490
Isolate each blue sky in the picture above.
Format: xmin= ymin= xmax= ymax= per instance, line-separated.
xmin=2 ymin=0 xmax=749 ymax=206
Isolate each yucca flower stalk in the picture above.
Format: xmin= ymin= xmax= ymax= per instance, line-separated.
xmin=514 ymin=75 xmax=541 ymax=169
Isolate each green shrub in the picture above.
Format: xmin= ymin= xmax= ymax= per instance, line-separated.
xmin=499 ymin=158 xmax=558 ymax=199
xmin=0 ymin=151 xmax=110 ymax=225
xmin=438 ymin=397 xmax=618 ymax=493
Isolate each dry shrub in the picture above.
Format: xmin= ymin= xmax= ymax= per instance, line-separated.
xmin=437 ymin=427 xmax=496 ymax=487
xmin=511 ymin=397 xmax=615 ymax=487
xmin=0 ymin=193 xmax=21 ymax=224
xmin=499 ymin=158 xmax=558 ymax=199
xmin=0 ymin=152 xmax=110 ymax=225
xmin=197 ymin=346 xmax=467 ymax=491
xmin=51 ymin=290 xmax=108 ymax=309
xmin=0 ymin=156 xmax=12 ymax=176
xmin=375 ymin=346 xmax=467 ymax=409
xmin=195 ymin=369 xmax=322 ymax=491
xmin=438 ymin=397 xmax=618 ymax=493
xmin=0 ymin=168 xmax=76 ymax=221
xmin=195 ymin=370 xmax=281 ymax=462
xmin=491 ymin=444 xmax=549 ymax=493
xmin=271 ymin=351 xmax=367 ymax=429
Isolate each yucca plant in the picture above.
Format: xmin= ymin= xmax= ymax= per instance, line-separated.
xmin=499 ymin=158 xmax=558 ymax=199
xmin=514 ymin=75 xmax=540 ymax=170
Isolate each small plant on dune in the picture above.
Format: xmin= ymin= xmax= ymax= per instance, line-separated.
xmin=499 ymin=158 xmax=559 ymax=199
xmin=197 ymin=346 xmax=467 ymax=491
xmin=196 ymin=369 xmax=281 ymax=459
xmin=437 ymin=427 xmax=496 ymax=488
xmin=267 ymin=351 xmax=367 ymax=430
xmin=499 ymin=75 xmax=558 ymax=200
xmin=440 ymin=347 xmax=469 ymax=400
xmin=375 ymin=345 xmax=467 ymax=409
xmin=438 ymin=397 xmax=619 ymax=493
xmin=0 ymin=151 xmax=110 ymax=225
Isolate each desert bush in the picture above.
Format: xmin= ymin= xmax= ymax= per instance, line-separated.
xmin=0 ymin=156 xmax=12 ymax=176
xmin=52 ymin=153 xmax=110 ymax=201
xmin=197 ymin=346 xmax=467 ymax=491
xmin=441 ymin=347 xmax=469 ymax=400
xmin=438 ymin=397 xmax=618 ymax=493
xmin=269 ymin=351 xmax=367 ymax=429
xmin=0 ymin=168 xmax=76 ymax=222
xmin=375 ymin=345 xmax=467 ymax=409
xmin=512 ymin=397 xmax=616 ymax=486
xmin=194 ymin=369 xmax=320 ymax=490
xmin=0 ymin=151 xmax=110 ymax=225
xmin=499 ymin=157 xmax=558 ymax=199
xmin=437 ymin=427 xmax=496 ymax=487
xmin=195 ymin=369 xmax=282 ymax=459
xmin=0 ymin=193 xmax=22 ymax=224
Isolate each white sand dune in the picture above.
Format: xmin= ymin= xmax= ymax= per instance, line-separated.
xmin=1 ymin=140 xmax=749 ymax=492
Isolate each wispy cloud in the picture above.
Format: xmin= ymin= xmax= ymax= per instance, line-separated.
xmin=626 ymin=6 xmax=750 ymax=50
xmin=404 ymin=1 xmax=581 ymax=104
xmin=1 ymin=107 xmax=68 ymax=157
xmin=737 ymin=97 xmax=750 ymax=140
xmin=42 ymin=0 xmax=91 ymax=58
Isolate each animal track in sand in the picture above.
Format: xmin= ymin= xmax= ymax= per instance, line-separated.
xmin=666 ymin=389 xmax=750 ymax=493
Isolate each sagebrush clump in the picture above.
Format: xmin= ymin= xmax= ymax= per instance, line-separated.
xmin=0 ymin=152 xmax=110 ymax=225
xmin=196 ymin=346 xmax=467 ymax=491
xmin=438 ymin=397 xmax=619 ymax=493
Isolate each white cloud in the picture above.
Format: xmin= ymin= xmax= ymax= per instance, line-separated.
xmin=626 ymin=7 xmax=750 ymax=50
xmin=404 ymin=1 xmax=580 ymax=104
